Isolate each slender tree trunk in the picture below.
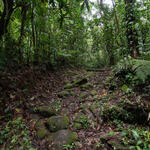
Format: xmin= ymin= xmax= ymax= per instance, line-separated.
xmin=124 ymin=0 xmax=139 ymax=58
xmin=0 ymin=0 xmax=14 ymax=39
xmin=31 ymin=4 xmax=36 ymax=49
xmin=18 ymin=5 xmax=28 ymax=62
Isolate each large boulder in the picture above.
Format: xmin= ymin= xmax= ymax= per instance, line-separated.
xmin=46 ymin=116 xmax=69 ymax=132
xmin=47 ymin=130 xmax=78 ymax=150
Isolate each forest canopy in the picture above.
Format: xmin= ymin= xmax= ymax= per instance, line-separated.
xmin=0 ymin=0 xmax=149 ymax=69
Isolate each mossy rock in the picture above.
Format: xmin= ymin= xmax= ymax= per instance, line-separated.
xmin=36 ymin=104 xmax=61 ymax=117
xmin=100 ymin=132 xmax=129 ymax=150
xmin=57 ymin=90 xmax=70 ymax=98
xmin=103 ymin=105 xmax=133 ymax=122
xmin=80 ymin=83 xmax=93 ymax=90
xmin=73 ymin=123 xmax=82 ymax=130
xmin=64 ymin=83 xmax=74 ymax=89
xmin=64 ymin=78 xmax=88 ymax=89
xmin=37 ymin=128 xmax=48 ymax=139
xmin=47 ymin=130 xmax=78 ymax=150
xmin=73 ymin=78 xmax=88 ymax=86
xmin=46 ymin=116 xmax=69 ymax=132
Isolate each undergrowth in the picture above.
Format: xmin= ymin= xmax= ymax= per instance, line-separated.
xmin=0 ymin=117 xmax=36 ymax=150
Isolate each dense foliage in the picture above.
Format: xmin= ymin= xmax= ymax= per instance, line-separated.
xmin=0 ymin=0 xmax=150 ymax=69
xmin=1 ymin=0 xmax=150 ymax=149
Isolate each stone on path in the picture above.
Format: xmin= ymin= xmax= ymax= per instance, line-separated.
xmin=47 ymin=130 xmax=78 ymax=150
xmin=46 ymin=116 xmax=69 ymax=132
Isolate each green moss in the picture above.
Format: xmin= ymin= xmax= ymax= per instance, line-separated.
xmin=93 ymin=95 xmax=99 ymax=101
xmin=74 ymin=123 xmax=82 ymax=130
xmin=35 ymin=120 xmax=44 ymax=129
xmin=79 ymin=103 xmax=89 ymax=110
xmin=37 ymin=128 xmax=47 ymax=139
xmin=69 ymin=131 xmax=78 ymax=142
xmin=64 ymin=83 xmax=74 ymax=89
xmin=57 ymin=90 xmax=70 ymax=98
xmin=46 ymin=116 xmax=69 ymax=132
xmin=79 ymin=92 xmax=88 ymax=99
xmin=74 ymin=114 xmax=90 ymax=129
xmin=104 ymin=105 xmax=133 ymax=122
xmin=47 ymin=130 xmax=78 ymax=150
xmin=91 ymin=90 xmax=97 ymax=96
xmin=66 ymin=71 xmax=77 ymax=76
xmin=86 ymin=71 xmax=94 ymax=77
xmin=37 ymin=104 xmax=61 ymax=117
xmin=80 ymin=83 xmax=93 ymax=90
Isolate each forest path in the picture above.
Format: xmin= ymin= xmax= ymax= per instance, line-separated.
xmin=1 ymin=67 xmax=125 ymax=150
xmin=26 ymin=68 xmax=113 ymax=150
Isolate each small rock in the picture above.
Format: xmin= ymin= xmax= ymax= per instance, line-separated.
xmin=108 ymin=139 xmax=129 ymax=150
xmin=46 ymin=116 xmax=69 ymax=132
xmin=57 ymin=90 xmax=70 ymax=98
xmin=100 ymin=132 xmax=129 ymax=150
xmin=47 ymin=130 xmax=78 ymax=150
xmin=36 ymin=106 xmax=58 ymax=117
xmin=37 ymin=128 xmax=48 ymax=139
xmin=64 ymin=78 xmax=88 ymax=89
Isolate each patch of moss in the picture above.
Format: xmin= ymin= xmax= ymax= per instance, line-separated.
xmin=93 ymin=95 xmax=99 ymax=101
xmin=91 ymin=90 xmax=97 ymax=96
xmin=74 ymin=114 xmax=91 ymax=129
xmin=66 ymin=71 xmax=77 ymax=76
xmin=74 ymin=123 xmax=82 ymax=130
xmin=37 ymin=128 xmax=48 ymax=139
xmin=79 ymin=92 xmax=88 ymax=99
xmin=57 ymin=90 xmax=70 ymax=98
xmin=64 ymin=78 xmax=88 ymax=89
xmin=64 ymin=83 xmax=74 ymax=89
xmin=104 ymin=105 xmax=134 ymax=122
xmin=80 ymin=83 xmax=93 ymax=90
xmin=35 ymin=120 xmax=44 ymax=129
xmin=36 ymin=104 xmax=60 ymax=117
xmin=79 ymin=103 xmax=89 ymax=110
xmin=86 ymin=71 xmax=94 ymax=77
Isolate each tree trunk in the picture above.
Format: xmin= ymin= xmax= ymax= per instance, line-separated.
xmin=0 ymin=0 xmax=14 ymax=40
xmin=18 ymin=4 xmax=28 ymax=62
xmin=124 ymin=0 xmax=139 ymax=58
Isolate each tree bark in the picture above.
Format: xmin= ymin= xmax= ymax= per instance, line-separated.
xmin=0 ymin=0 xmax=14 ymax=39
xmin=18 ymin=4 xmax=28 ymax=62
xmin=124 ymin=0 xmax=139 ymax=58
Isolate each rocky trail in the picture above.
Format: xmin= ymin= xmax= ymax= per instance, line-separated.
xmin=28 ymin=68 xmax=112 ymax=150
xmin=0 ymin=67 xmax=149 ymax=150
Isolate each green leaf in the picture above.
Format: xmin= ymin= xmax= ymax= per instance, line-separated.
xmin=132 ymin=130 xmax=140 ymax=140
